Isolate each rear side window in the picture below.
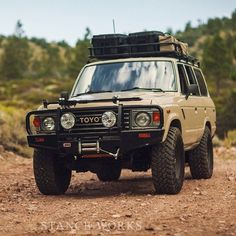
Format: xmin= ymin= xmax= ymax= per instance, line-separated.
xmin=185 ymin=66 xmax=200 ymax=96
xmin=194 ymin=69 xmax=208 ymax=96
xmin=177 ymin=64 xmax=188 ymax=95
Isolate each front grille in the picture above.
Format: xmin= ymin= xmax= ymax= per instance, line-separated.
xmin=61 ymin=108 xmax=132 ymax=134
xmin=62 ymin=108 xmax=129 ymax=134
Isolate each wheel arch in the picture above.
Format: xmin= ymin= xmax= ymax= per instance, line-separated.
xmin=205 ymin=121 xmax=211 ymax=132
xmin=204 ymin=118 xmax=215 ymax=137
xmin=170 ymin=119 xmax=182 ymax=133
xmin=162 ymin=116 xmax=182 ymax=142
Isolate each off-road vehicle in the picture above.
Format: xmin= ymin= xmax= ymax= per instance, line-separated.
xmin=26 ymin=31 xmax=216 ymax=195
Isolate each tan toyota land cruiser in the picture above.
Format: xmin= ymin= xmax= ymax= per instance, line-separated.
xmin=26 ymin=32 xmax=216 ymax=195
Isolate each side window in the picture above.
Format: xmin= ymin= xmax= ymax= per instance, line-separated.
xmin=185 ymin=65 xmax=200 ymax=96
xmin=177 ymin=64 xmax=188 ymax=94
xmin=194 ymin=69 xmax=208 ymax=96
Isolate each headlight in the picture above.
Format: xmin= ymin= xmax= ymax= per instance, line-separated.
xmin=102 ymin=111 xmax=116 ymax=128
xmin=42 ymin=117 xmax=55 ymax=131
xmin=135 ymin=112 xmax=151 ymax=127
xmin=61 ymin=113 xmax=75 ymax=129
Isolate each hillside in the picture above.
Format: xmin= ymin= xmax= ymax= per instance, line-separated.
xmin=0 ymin=12 xmax=236 ymax=156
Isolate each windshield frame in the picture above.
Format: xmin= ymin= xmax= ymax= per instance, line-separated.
xmin=70 ymin=59 xmax=178 ymax=97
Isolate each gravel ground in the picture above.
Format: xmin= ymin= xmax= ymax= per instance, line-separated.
xmin=0 ymin=147 xmax=235 ymax=236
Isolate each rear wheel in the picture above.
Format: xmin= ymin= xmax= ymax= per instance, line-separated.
xmin=96 ymin=160 xmax=121 ymax=181
xmin=188 ymin=127 xmax=213 ymax=179
xmin=151 ymin=127 xmax=185 ymax=194
xmin=33 ymin=149 xmax=71 ymax=195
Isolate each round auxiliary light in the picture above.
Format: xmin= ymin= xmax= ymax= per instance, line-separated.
xmin=42 ymin=117 xmax=55 ymax=131
xmin=102 ymin=111 xmax=116 ymax=128
xmin=60 ymin=113 xmax=75 ymax=130
xmin=135 ymin=112 xmax=151 ymax=127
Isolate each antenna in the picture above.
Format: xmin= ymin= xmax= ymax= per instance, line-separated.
xmin=112 ymin=19 xmax=116 ymax=34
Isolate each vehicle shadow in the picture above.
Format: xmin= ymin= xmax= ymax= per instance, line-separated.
xmin=65 ymin=171 xmax=193 ymax=198
xmin=67 ymin=175 xmax=155 ymax=198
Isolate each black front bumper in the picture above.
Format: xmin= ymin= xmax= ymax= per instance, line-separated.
xmin=26 ymin=105 xmax=164 ymax=156
xmin=27 ymin=129 xmax=164 ymax=155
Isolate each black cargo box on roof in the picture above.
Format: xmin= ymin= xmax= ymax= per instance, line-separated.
xmin=91 ymin=34 xmax=129 ymax=58
xmin=91 ymin=34 xmax=128 ymax=47
xmin=89 ymin=31 xmax=199 ymax=66
xmin=128 ymin=31 xmax=164 ymax=44
xmin=128 ymin=31 xmax=165 ymax=53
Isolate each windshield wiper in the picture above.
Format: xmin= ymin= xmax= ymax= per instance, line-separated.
xmin=72 ymin=90 xmax=113 ymax=98
xmin=120 ymin=87 xmax=165 ymax=92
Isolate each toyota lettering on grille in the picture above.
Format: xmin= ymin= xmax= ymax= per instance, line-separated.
xmin=79 ymin=116 xmax=102 ymax=124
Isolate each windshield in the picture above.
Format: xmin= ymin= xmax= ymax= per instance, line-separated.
xmin=72 ymin=61 xmax=176 ymax=96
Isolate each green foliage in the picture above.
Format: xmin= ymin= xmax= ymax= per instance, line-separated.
xmin=218 ymin=89 xmax=236 ymax=136
xmin=174 ymin=10 xmax=236 ymax=137
xmin=202 ymin=34 xmax=232 ymax=95
xmin=0 ymin=77 xmax=74 ymax=109
xmin=231 ymin=9 xmax=236 ymax=30
xmin=67 ymin=39 xmax=90 ymax=78
xmin=0 ymin=36 xmax=31 ymax=80
xmin=30 ymin=37 xmax=48 ymax=49
xmin=57 ymin=40 xmax=70 ymax=48
xmin=43 ymin=45 xmax=65 ymax=77
xmin=66 ymin=28 xmax=92 ymax=78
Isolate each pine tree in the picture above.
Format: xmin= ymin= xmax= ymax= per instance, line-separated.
xmin=1 ymin=36 xmax=31 ymax=80
xmin=202 ymin=34 xmax=232 ymax=95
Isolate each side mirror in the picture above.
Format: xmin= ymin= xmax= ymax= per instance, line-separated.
xmin=185 ymin=84 xmax=198 ymax=99
xmin=60 ymin=91 xmax=69 ymax=101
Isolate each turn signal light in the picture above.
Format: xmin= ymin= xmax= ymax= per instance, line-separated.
xmin=33 ymin=117 xmax=41 ymax=128
xmin=153 ymin=111 xmax=160 ymax=125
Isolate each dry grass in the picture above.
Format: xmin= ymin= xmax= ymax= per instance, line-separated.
xmin=0 ymin=104 xmax=32 ymax=157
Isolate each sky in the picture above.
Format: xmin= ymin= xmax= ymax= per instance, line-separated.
xmin=0 ymin=0 xmax=235 ymax=45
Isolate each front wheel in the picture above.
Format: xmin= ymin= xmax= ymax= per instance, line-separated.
xmin=151 ymin=127 xmax=185 ymax=194
xmin=33 ymin=149 xmax=71 ymax=195
xmin=188 ymin=127 xmax=213 ymax=179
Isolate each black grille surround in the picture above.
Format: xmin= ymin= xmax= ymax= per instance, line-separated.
xmin=60 ymin=107 xmax=131 ymax=134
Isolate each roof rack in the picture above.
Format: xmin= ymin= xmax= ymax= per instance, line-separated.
xmin=89 ymin=43 xmax=199 ymax=66
xmin=89 ymin=32 xmax=200 ymax=67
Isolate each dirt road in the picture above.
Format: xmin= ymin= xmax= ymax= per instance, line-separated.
xmin=0 ymin=147 xmax=235 ymax=236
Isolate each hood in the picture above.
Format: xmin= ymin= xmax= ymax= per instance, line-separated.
xmin=72 ymin=91 xmax=164 ymax=102
xmin=39 ymin=91 xmax=177 ymax=110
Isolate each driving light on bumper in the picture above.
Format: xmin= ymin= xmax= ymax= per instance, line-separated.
xmin=42 ymin=117 xmax=55 ymax=131
xmin=61 ymin=113 xmax=75 ymax=129
xmin=102 ymin=111 xmax=116 ymax=128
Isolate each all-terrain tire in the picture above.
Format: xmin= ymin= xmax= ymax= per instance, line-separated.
xmin=188 ymin=127 xmax=213 ymax=179
xmin=151 ymin=127 xmax=185 ymax=194
xmin=96 ymin=160 xmax=121 ymax=182
xmin=33 ymin=149 xmax=71 ymax=195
